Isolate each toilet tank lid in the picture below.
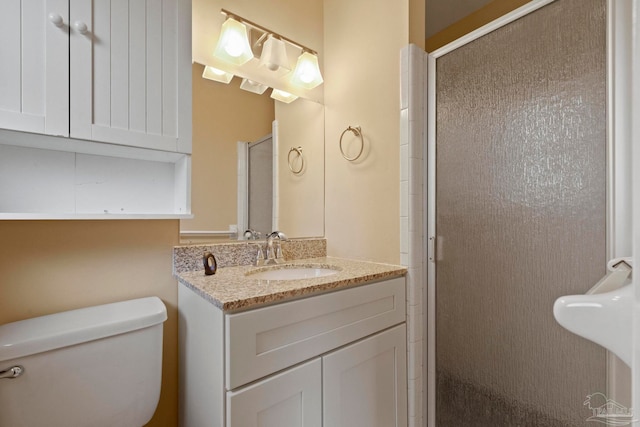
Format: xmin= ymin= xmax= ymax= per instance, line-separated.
xmin=0 ymin=297 xmax=167 ymax=363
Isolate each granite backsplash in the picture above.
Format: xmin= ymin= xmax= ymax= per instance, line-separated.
xmin=173 ymin=238 xmax=327 ymax=274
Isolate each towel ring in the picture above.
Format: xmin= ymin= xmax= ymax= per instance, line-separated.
xmin=339 ymin=126 xmax=364 ymax=161
xmin=288 ymin=146 xmax=304 ymax=174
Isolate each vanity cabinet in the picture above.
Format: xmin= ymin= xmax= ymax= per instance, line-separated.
xmin=0 ymin=0 xmax=191 ymax=153
xmin=178 ymin=276 xmax=408 ymax=427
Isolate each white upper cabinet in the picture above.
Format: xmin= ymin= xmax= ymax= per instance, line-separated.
xmin=0 ymin=0 xmax=69 ymax=137
xmin=70 ymin=0 xmax=191 ymax=153
xmin=0 ymin=0 xmax=191 ymax=154
xmin=0 ymin=0 xmax=191 ymax=218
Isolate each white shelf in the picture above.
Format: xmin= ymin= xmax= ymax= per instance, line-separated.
xmin=0 ymin=132 xmax=191 ymax=219
xmin=0 ymin=213 xmax=193 ymax=220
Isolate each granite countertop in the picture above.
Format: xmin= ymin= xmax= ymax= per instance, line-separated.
xmin=176 ymin=257 xmax=407 ymax=312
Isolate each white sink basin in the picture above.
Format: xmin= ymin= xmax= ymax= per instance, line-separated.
xmin=246 ymin=265 xmax=340 ymax=281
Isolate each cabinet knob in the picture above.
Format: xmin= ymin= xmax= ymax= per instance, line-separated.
xmin=48 ymin=13 xmax=64 ymax=27
xmin=73 ymin=21 xmax=89 ymax=35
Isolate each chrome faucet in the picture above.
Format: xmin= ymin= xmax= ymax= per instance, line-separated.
xmin=243 ymin=229 xmax=262 ymax=240
xmin=265 ymin=231 xmax=288 ymax=265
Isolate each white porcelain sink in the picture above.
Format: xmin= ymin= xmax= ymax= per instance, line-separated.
xmin=246 ymin=265 xmax=340 ymax=281
xmin=554 ymin=284 xmax=632 ymax=366
xmin=553 ymin=258 xmax=634 ymax=367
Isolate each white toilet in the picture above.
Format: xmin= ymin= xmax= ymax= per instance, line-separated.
xmin=0 ymin=296 xmax=167 ymax=427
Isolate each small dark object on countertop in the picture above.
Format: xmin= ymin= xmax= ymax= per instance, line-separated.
xmin=203 ymin=252 xmax=217 ymax=276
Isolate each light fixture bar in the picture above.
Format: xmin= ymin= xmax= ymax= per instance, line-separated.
xmin=220 ymin=8 xmax=318 ymax=56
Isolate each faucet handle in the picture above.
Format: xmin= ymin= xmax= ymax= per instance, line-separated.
xmin=255 ymin=245 xmax=265 ymax=266
xmin=268 ymin=231 xmax=288 ymax=240
xmin=244 ymin=229 xmax=263 ymax=240
xmin=275 ymin=241 xmax=284 ymax=262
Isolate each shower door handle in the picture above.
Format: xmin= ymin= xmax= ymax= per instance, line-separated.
xmin=428 ymin=236 xmax=436 ymax=262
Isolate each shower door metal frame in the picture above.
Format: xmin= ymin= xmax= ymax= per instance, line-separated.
xmin=424 ymin=1 xmax=634 ymax=425
xmin=630 ymin=0 xmax=640 ymax=422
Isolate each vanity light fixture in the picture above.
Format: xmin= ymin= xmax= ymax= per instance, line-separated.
xmin=270 ymin=89 xmax=298 ymax=104
xmin=213 ymin=16 xmax=253 ymax=65
xmin=290 ymin=51 xmax=323 ymax=89
xmin=215 ymin=9 xmax=323 ymax=90
xmin=202 ymin=65 xmax=234 ymax=84
xmin=240 ymin=78 xmax=269 ymax=95
xmin=259 ymin=35 xmax=290 ymax=72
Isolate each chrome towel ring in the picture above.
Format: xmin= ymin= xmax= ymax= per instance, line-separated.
xmin=288 ymin=146 xmax=304 ymax=174
xmin=339 ymin=126 xmax=364 ymax=161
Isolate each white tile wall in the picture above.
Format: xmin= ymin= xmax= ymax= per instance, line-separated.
xmin=400 ymin=44 xmax=427 ymax=427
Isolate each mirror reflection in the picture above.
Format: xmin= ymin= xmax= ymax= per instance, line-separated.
xmin=180 ymin=61 xmax=324 ymax=244
xmin=182 ymin=0 xmax=325 ymax=244
xmin=240 ymin=134 xmax=274 ymax=240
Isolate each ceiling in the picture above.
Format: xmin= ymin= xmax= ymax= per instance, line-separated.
xmin=194 ymin=0 xmax=495 ymax=53
xmin=426 ymin=0 xmax=493 ymax=38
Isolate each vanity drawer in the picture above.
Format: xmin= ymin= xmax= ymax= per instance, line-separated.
xmin=225 ymin=276 xmax=405 ymax=390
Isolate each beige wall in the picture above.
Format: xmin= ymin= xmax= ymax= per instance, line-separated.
xmin=275 ymin=99 xmax=325 ymax=237
xmin=0 ymin=220 xmax=179 ymax=426
xmin=323 ymin=0 xmax=408 ymax=264
xmin=410 ymin=0 xmax=426 ymax=49
xmin=182 ymin=63 xmax=274 ymax=234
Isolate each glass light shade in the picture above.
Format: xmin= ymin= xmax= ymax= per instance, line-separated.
xmin=202 ymin=66 xmax=234 ymax=84
xmin=270 ymin=89 xmax=298 ymax=104
xmin=259 ymin=35 xmax=290 ymax=72
xmin=213 ymin=17 xmax=253 ymax=65
xmin=290 ymin=51 xmax=323 ymax=89
xmin=240 ymin=79 xmax=268 ymax=95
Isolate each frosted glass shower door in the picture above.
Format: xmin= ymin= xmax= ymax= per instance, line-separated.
xmin=248 ymin=135 xmax=273 ymax=236
xmin=431 ymin=0 xmax=608 ymax=425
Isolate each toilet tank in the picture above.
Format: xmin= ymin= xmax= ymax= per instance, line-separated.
xmin=0 ymin=297 xmax=167 ymax=427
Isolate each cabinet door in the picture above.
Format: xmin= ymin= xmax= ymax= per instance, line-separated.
xmin=69 ymin=0 xmax=191 ymax=153
xmin=0 ymin=0 xmax=69 ymax=137
xmin=323 ymin=325 xmax=408 ymax=427
xmin=226 ymin=359 xmax=321 ymax=427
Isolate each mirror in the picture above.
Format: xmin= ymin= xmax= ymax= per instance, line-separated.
xmin=238 ymin=134 xmax=275 ymax=240
xmin=181 ymin=0 xmax=325 ymax=243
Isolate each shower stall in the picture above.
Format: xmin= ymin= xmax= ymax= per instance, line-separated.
xmin=425 ymin=0 xmax=635 ymax=425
